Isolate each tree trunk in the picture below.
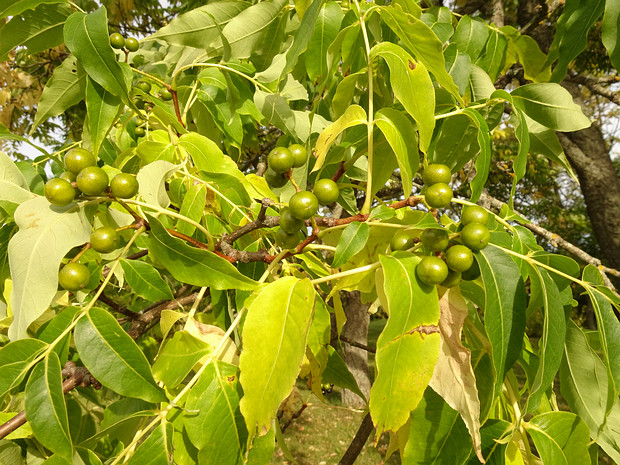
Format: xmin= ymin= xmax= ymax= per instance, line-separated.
xmin=340 ymin=291 xmax=372 ymax=408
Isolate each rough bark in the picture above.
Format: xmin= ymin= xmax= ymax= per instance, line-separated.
xmin=340 ymin=290 xmax=372 ymax=408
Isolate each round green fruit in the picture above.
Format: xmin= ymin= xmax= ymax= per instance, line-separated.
xmin=268 ymin=147 xmax=294 ymax=173
xmin=289 ymin=144 xmax=308 ymax=167
xmin=416 ymin=256 xmax=449 ymax=286
xmin=44 ymin=178 xmax=76 ymax=207
xmin=160 ymin=88 xmax=173 ymax=101
xmin=137 ymin=81 xmax=151 ymax=93
xmin=313 ymin=178 xmax=339 ymax=205
xmin=133 ymin=98 xmax=145 ymax=110
xmin=64 ymin=148 xmax=96 ymax=174
xmin=422 ymin=164 xmax=452 ymax=185
xmin=132 ymin=54 xmax=145 ymax=66
xmin=125 ymin=37 xmax=139 ymax=52
xmin=59 ymin=171 xmax=76 ymax=183
xmin=280 ymin=208 xmax=305 ymax=234
xmin=289 ymin=191 xmax=319 ymax=220
xmin=134 ymin=126 xmax=145 ymax=137
xmin=421 ymin=228 xmax=449 ymax=252
xmin=441 ymin=270 xmax=462 ymax=288
xmin=390 ymin=230 xmax=416 ymax=251
xmin=445 ymin=245 xmax=474 ymax=272
xmin=90 ymin=227 xmax=120 ymax=253
xmin=58 ymin=262 xmax=90 ymax=291
xmin=109 ymin=33 xmax=125 ymax=49
xmin=276 ymin=228 xmax=301 ymax=249
xmin=110 ymin=173 xmax=139 ymax=198
xmin=462 ymin=260 xmax=480 ymax=281
xmin=425 ymin=183 xmax=453 ymax=209
xmin=76 ymin=166 xmax=109 ymax=196
xmin=460 ymin=223 xmax=490 ymax=251
xmin=461 ymin=205 xmax=489 ymax=226
xmin=264 ymin=167 xmax=288 ymax=188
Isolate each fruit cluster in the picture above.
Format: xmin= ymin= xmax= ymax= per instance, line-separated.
xmin=44 ymin=148 xmax=139 ymax=291
xmin=109 ymin=32 xmax=139 ymax=53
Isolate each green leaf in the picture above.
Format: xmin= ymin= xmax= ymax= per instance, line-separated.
xmin=603 ymin=0 xmax=620 ymax=71
xmin=475 ymin=30 xmax=507 ymax=82
xmin=321 ymin=345 xmax=366 ymax=401
xmin=304 ymin=1 xmax=344 ymax=80
xmin=403 ymin=388 xmax=472 ymax=464
xmin=136 ymin=160 xmax=180 ymax=209
xmin=245 ymin=428 xmax=276 ymax=465
xmin=281 ymin=0 xmax=325 ymax=80
xmin=477 ymin=246 xmax=526 ymax=398
xmin=525 ymin=114 xmax=577 ymax=182
xmin=332 ymin=222 xmax=370 ymax=268
xmin=74 ymin=307 xmax=166 ymax=403
xmin=0 ymin=4 xmax=72 ymax=61
xmin=374 ymin=108 xmax=419 ymax=196
xmin=239 ymin=277 xmax=315 ymax=437
xmin=120 ymin=259 xmax=174 ymax=302
xmin=32 ymin=55 xmax=86 ymax=132
xmin=152 ymin=331 xmax=211 ymax=389
xmin=147 ymin=215 xmax=257 ymax=291
xmin=25 ymin=352 xmax=72 ymax=461
xmin=510 ymin=83 xmax=591 ymax=132
xmin=560 ymin=320 xmax=620 ymax=463
xmin=0 ymin=440 xmax=22 ymax=464
xmin=501 ymin=25 xmax=551 ymax=82
xmin=185 ymin=362 xmax=247 ymax=464
xmin=0 ymin=412 xmax=32 ymax=439
xmin=150 ymin=2 xmax=247 ymax=49
xmin=0 ymin=0 xmax=66 ymax=18
xmin=38 ymin=307 xmax=80 ymax=365
xmin=85 ymin=77 xmax=120 ymax=157
xmin=468 ymin=64 xmax=495 ymax=101
xmin=444 ymin=43 xmax=471 ymax=96
xmin=63 ymin=8 xmax=129 ymax=102
xmin=380 ymin=7 xmax=464 ymax=105
xmin=8 ymin=197 xmax=91 ymax=340
xmin=370 ymin=254 xmax=440 ymax=435
xmin=463 ymin=109 xmax=491 ymax=203
xmin=125 ymin=421 xmax=171 ymax=465
xmin=430 ymin=114 xmax=479 ymax=172
xmin=0 ymin=151 xmax=35 ymax=205
xmin=453 ymin=16 xmax=489 ymax=61
xmin=525 ymin=267 xmax=565 ymax=413
xmin=312 ymin=104 xmax=366 ymax=172
xmin=178 ymin=132 xmax=245 ymax=182
xmin=0 ymin=338 xmax=47 ymax=398
xmin=547 ymin=0 xmax=605 ymax=82
xmin=370 ymin=42 xmax=435 ymax=153
xmin=526 ymin=412 xmax=590 ymax=465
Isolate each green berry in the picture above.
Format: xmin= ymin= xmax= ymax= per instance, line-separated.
xmin=125 ymin=37 xmax=139 ymax=52
xmin=280 ymin=208 xmax=305 ymax=234
xmin=134 ymin=126 xmax=145 ymax=137
xmin=425 ymin=183 xmax=453 ymax=209
xmin=445 ymin=245 xmax=474 ymax=272
xmin=137 ymin=81 xmax=151 ymax=93
xmin=441 ymin=270 xmax=462 ymax=288
xmin=416 ymin=256 xmax=449 ymax=286
xmin=421 ymin=228 xmax=449 ymax=252
xmin=461 ymin=205 xmax=489 ymax=226
xmin=64 ymin=148 xmax=96 ymax=174
xmin=160 ymin=88 xmax=173 ymax=101
xmin=264 ymin=167 xmax=288 ymax=188
xmin=460 ymin=223 xmax=490 ymax=251
xmin=44 ymin=178 xmax=76 ymax=207
xmin=76 ymin=166 xmax=109 ymax=196
xmin=422 ymin=164 xmax=452 ymax=185
xmin=268 ymin=147 xmax=295 ymax=173
xmin=289 ymin=191 xmax=319 ymax=220
xmin=289 ymin=144 xmax=308 ymax=167
xmin=58 ymin=263 xmax=90 ymax=291
xmin=90 ymin=227 xmax=120 ymax=253
xmin=59 ymin=171 xmax=76 ymax=183
xmin=313 ymin=179 xmax=340 ymax=205
xmin=390 ymin=230 xmax=416 ymax=251
xmin=276 ymin=228 xmax=301 ymax=249
xmin=132 ymin=54 xmax=145 ymax=66
xmin=110 ymin=173 xmax=139 ymax=199
xmin=109 ymin=33 xmax=125 ymax=49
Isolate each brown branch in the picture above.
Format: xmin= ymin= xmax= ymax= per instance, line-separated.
xmin=339 ymin=413 xmax=375 ymax=465
xmin=340 ymin=335 xmax=376 ymax=354
xmin=332 ymin=161 xmax=346 ymax=182
xmin=566 ymin=73 xmax=620 ymax=106
xmin=127 ymin=292 xmax=201 ymax=339
xmin=171 ymin=90 xmax=185 ymax=128
xmin=97 ymin=292 xmax=139 ymax=319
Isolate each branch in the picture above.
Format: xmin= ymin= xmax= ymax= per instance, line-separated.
xmin=127 ymin=292 xmax=200 ymax=339
xmin=566 ymin=73 xmax=620 ymax=106
xmin=340 ymin=335 xmax=376 ymax=354
xmin=338 ymin=412 xmax=375 ymax=465
xmin=97 ymin=292 xmax=139 ymax=319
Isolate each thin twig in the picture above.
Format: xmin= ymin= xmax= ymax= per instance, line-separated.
xmin=340 ymin=335 xmax=376 ymax=354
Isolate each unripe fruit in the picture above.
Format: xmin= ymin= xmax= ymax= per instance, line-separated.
xmin=416 ymin=256 xmax=449 ymax=286
xmin=441 ymin=270 xmax=462 ymax=288
xmin=58 ymin=263 xmax=90 ymax=291
xmin=264 ymin=167 xmax=288 ymax=188
xmin=64 ymin=148 xmax=96 ymax=174
xmin=280 ymin=208 xmax=305 ymax=234
xmin=109 ymin=33 xmax=125 ymax=49
xmin=125 ymin=37 xmax=139 ymax=52
xmin=421 ymin=228 xmax=449 ymax=252
xmin=160 ymin=88 xmax=173 ymax=101
xmin=276 ymin=228 xmax=301 ymax=249
xmin=137 ymin=81 xmax=151 ymax=93
xmin=461 ymin=205 xmax=489 ymax=226
xmin=133 ymin=98 xmax=145 ymax=110
xmin=289 ymin=191 xmax=319 ymax=220
xmin=462 ymin=260 xmax=481 ymax=281
xmin=76 ymin=166 xmax=109 ymax=196
xmin=44 ymin=178 xmax=76 ymax=207
xmin=59 ymin=171 xmax=76 ymax=183
xmin=460 ymin=223 xmax=490 ymax=251
xmin=110 ymin=173 xmax=139 ymax=198
xmin=90 ymin=227 xmax=120 ymax=253
xmin=289 ymin=144 xmax=308 ymax=167
xmin=313 ymin=179 xmax=339 ymax=205
xmin=422 ymin=164 xmax=451 ymax=185
xmin=445 ymin=245 xmax=474 ymax=272
xmin=268 ymin=147 xmax=294 ymax=173
xmin=390 ymin=230 xmax=416 ymax=251
xmin=425 ymin=183 xmax=453 ymax=209
xmin=134 ymin=126 xmax=145 ymax=137
xmin=133 ymin=54 xmax=145 ymax=66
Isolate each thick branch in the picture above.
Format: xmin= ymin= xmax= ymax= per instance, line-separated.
xmin=566 ymin=73 xmax=620 ymax=106
xmin=127 ymin=292 xmax=200 ymax=339
xmin=339 ymin=413 xmax=375 ymax=465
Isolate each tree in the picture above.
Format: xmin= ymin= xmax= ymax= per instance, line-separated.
xmin=0 ymin=0 xmax=619 ymax=464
